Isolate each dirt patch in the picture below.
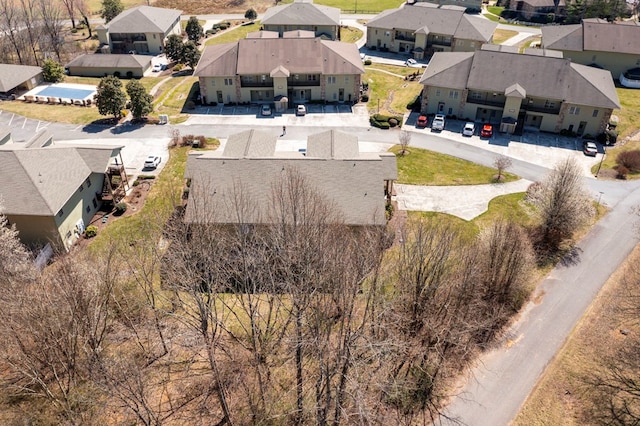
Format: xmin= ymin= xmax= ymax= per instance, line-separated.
xmin=78 ymin=180 xmax=154 ymax=248
xmin=154 ymin=0 xmax=276 ymax=14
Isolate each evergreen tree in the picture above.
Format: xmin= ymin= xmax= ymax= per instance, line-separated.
xmin=126 ymin=80 xmax=153 ymax=120
xmin=244 ymin=8 xmax=257 ymax=20
xmin=95 ymin=76 xmax=126 ymax=120
xmin=181 ymin=41 xmax=201 ymax=69
xmin=185 ymin=16 xmax=203 ymax=44
xmin=41 ymin=59 xmax=65 ymax=83
xmin=101 ymin=0 xmax=123 ymax=23
xmin=165 ymin=34 xmax=184 ymax=63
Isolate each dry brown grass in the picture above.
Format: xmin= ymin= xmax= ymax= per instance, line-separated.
xmin=514 ymin=244 xmax=640 ymax=425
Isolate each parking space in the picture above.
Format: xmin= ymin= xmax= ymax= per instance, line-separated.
xmin=56 ymin=138 xmax=171 ymax=180
xmin=406 ymin=112 xmax=602 ymax=175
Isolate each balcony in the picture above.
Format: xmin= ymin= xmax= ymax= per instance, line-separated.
xmin=427 ymin=39 xmax=452 ymax=47
xmin=110 ymin=33 xmax=146 ymax=42
xmin=395 ymin=33 xmax=416 ymax=42
xmin=240 ymin=79 xmax=273 ymax=88
xmin=287 ymin=79 xmax=320 ymax=87
xmin=466 ymin=96 xmax=504 ymax=108
xmin=524 ymin=104 xmax=561 ymax=115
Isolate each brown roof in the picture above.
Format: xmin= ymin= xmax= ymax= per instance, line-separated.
xmin=262 ymin=0 xmax=340 ymax=27
xmin=421 ymin=46 xmax=620 ymax=109
xmin=66 ymin=54 xmax=152 ymax=69
xmin=196 ymin=37 xmax=364 ymax=77
xmin=367 ymin=3 xmax=496 ymax=43
xmin=0 ymin=142 xmax=120 ymax=216
xmin=184 ymin=130 xmax=396 ymax=226
xmin=542 ymin=19 xmax=640 ymax=55
xmin=105 ymin=6 xmax=181 ymax=34
xmin=0 ymin=64 xmax=42 ymax=93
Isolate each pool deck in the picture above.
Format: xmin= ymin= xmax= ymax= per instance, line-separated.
xmin=20 ymin=83 xmax=97 ymax=105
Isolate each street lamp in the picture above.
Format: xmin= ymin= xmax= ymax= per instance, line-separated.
xmin=595 ymin=145 xmax=606 ymax=178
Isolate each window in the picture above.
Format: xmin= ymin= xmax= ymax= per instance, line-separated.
xmin=85 ymin=177 xmax=91 ymax=187
xmin=385 ymin=31 xmax=390 ymax=36
xmin=333 ymin=93 xmax=337 ymax=100
xmin=327 ymin=76 xmax=336 ymax=84
xmin=307 ymin=75 xmax=316 ymax=81
xmin=345 ymin=76 xmax=349 ymax=83
xmin=569 ymin=106 xmax=581 ymax=115
xmin=448 ymin=90 xmax=458 ymax=99
xmin=592 ymin=109 xmax=599 ymax=117
xmin=210 ymin=80 xmax=216 ymax=86
xmin=93 ymin=198 xmax=98 ymax=208
xmin=224 ymin=78 xmax=233 ymax=86
xmin=261 ymin=75 xmax=266 ymax=81
xmin=78 ymin=183 xmax=84 ymax=192
xmin=58 ymin=209 xmax=64 ymax=217
xmin=435 ymin=89 xmax=441 ymax=97
xmin=86 ymin=205 xmax=91 ymax=213
xmin=471 ymin=92 xmax=482 ymax=100
xmin=592 ymin=55 xmax=596 ymax=62
xmin=544 ymin=100 xmax=555 ymax=109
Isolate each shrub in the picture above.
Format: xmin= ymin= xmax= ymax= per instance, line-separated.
xmin=114 ymin=203 xmax=127 ymax=216
xmin=389 ymin=118 xmax=398 ymax=127
xmin=616 ymin=165 xmax=629 ymax=180
xmin=132 ymin=180 xmax=140 ymax=187
xmin=364 ymin=59 xmax=372 ymax=65
xmin=597 ymin=129 xmax=618 ymax=145
xmin=174 ymin=64 xmax=183 ymax=72
xmin=361 ymin=94 xmax=369 ymax=102
xmin=582 ymin=134 xmax=594 ymax=140
xmin=616 ymin=150 xmax=640 ymax=172
xmin=137 ymin=174 xmax=156 ymax=180
xmin=186 ymin=100 xmax=196 ymax=110
xmin=374 ymin=113 xmax=391 ymax=122
xmin=84 ymin=225 xmax=98 ymax=238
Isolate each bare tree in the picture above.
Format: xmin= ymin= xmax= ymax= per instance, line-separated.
xmin=526 ymin=157 xmax=594 ymax=251
xmin=493 ymin=154 xmax=513 ymax=181
xmin=399 ymin=130 xmax=411 ymax=156
xmin=38 ymin=0 xmax=65 ymax=61
xmin=0 ymin=204 xmax=36 ymax=286
xmin=0 ymin=0 xmax=25 ymax=63
xmin=60 ymin=0 xmax=77 ymax=28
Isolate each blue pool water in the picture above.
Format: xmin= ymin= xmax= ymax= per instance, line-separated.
xmin=34 ymin=86 xmax=95 ymax=99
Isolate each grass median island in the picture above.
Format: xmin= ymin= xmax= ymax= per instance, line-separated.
xmin=340 ymin=26 xmax=363 ymax=43
xmin=391 ymin=145 xmax=519 ymax=185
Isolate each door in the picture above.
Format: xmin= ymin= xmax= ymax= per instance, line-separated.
xmin=339 ymin=88 xmax=344 ymax=102
xmin=438 ymin=102 xmax=445 ymax=113
xmin=217 ymin=91 xmax=223 ymax=103
xmin=577 ymin=121 xmax=587 ymax=136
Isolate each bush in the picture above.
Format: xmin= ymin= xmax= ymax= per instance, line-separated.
xmin=137 ymin=174 xmax=156 ymax=180
xmin=582 ymin=134 xmax=594 ymax=140
xmin=84 ymin=225 xmax=98 ymax=238
xmin=174 ymin=64 xmax=184 ymax=72
xmin=370 ymin=116 xmax=390 ymax=129
xmin=389 ymin=118 xmax=398 ymax=127
xmin=616 ymin=165 xmax=629 ymax=180
xmin=616 ymin=150 xmax=640 ymax=172
xmin=364 ymin=59 xmax=372 ymax=65
xmin=114 ymin=202 xmax=127 ymax=215
xmin=186 ymin=100 xmax=196 ymax=110
xmin=361 ymin=94 xmax=369 ymax=102
xmin=374 ymin=113 xmax=391 ymax=122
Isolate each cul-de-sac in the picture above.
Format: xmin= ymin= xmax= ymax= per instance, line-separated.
xmin=0 ymin=0 xmax=639 ymax=423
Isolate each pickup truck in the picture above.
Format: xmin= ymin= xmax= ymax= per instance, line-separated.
xmin=431 ymin=114 xmax=445 ymax=131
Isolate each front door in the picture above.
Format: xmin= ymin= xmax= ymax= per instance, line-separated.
xmin=438 ymin=102 xmax=445 ymax=113
xmin=577 ymin=121 xmax=587 ymax=136
xmin=339 ymin=88 xmax=344 ymax=102
xmin=217 ymin=91 xmax=223 ymax=103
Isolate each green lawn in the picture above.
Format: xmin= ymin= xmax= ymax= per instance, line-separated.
xmin=0 ymin=101 xmax=103 ymax=124
xmin=487 ymin=6 xmax=504 ymax=16
xmin=590 ymin=87 xmax=640 ymax=177
xmin=205 ymin=21 xmax=261 ymax=46
xmin=390 ymin=145 xmax=519 ymax=185
xmin=340 ymin=27 xmax=363 ymax=43
xmin=364 ymin=66 xmax=423 ymax=115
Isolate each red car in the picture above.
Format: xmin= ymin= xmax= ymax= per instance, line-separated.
xmin=416 ymin=115 xmax=428 ymax=128
xmin=480 ymin=124 xmax=493 ymax=138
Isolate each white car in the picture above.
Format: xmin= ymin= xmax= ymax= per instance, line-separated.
xmin=431 ymin=114 xmax=445 ymax=131
xmin=152 ymin=63 xmax=163 ymax=72
xmin=261 ymin=104 xmax=272 ymax=116
xmin=296 ymin=105 xmax=307 ymax=116
xmin=144 ymin=155 xmax=161 ymax=169
xmin=462 ymin=122 xmax=475 ymax=136
xmin=405 ymin=58 xmax=417 ymax=67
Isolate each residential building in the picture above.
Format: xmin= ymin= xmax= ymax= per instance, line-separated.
xmin=96 ymin=6 xmax=182 ymax=55
xmin=0 ymin=130 xmax=127 ymax=250
xmin=419 ymin=45 xmax=620 ymax=136
xmin=0 ymin=64 xmax=43 ymax=97
xmin=194 ymin=34 xmax=364 ymax=105
xmin=416 ymin=0 xmax=482 ymax=12
xmin=509 ymin=0 xmax=566 ymax=21
xmin=262 ymin=0 xmax=340 ymax=40
xmin=183 ymin=129 xmax=397 ymax=226
xmin=365 ymin=3 xmax=496 ymax=59
xmin=66 ymin=54 xmax=152 ymax=78
xmin=542 ymin=18 xmax=640 ymax=78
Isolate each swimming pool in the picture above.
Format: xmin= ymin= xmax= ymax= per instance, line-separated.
xmin=34 ymin=86 xmax=95 ymax=99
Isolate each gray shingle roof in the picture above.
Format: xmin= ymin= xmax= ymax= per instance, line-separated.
xmin=366 ymin=3 xmax=496 ymax=42
xmin=0 ymin=64 xmax=42 ymax=93
xmin=0 ymin=143 xmax=120 ymax=216
xmin=105 ymin=6 xmax=181 ymax=34
xmin=542 ymin=19 xmax=640 ymax=55
xmin=421 ymin=46 xmax=620 ymax=109
xmin=195 ymin=37 xmax=364 ymax=77
xmin=262 ymin=0 xmax=340 ymax=26
xmin=184 ymin=130 xmax=397 ymax=226
xmin=66 ymin=54 xmax=152 ymax=68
